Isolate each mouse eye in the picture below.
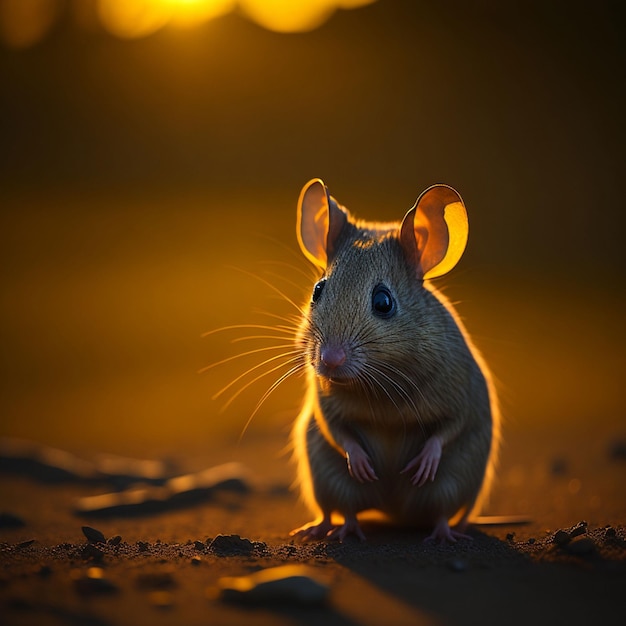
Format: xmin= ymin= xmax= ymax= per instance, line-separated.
xmin=372 ymin=284 xmax=396 ymax=319
xmin=311 ymin=278 xmax=326 ymax=304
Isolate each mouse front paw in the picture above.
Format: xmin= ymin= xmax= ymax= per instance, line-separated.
xmin=400 ymin=435 xmax=442 ymax=487
xmin=345 ymin=441 xmax=378 ymax=483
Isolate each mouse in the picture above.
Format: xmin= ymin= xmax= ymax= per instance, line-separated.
xmin=289 ymin=178 xmax=500 ymax=543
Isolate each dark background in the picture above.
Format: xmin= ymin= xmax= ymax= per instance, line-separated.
xmin=0 ymin=0 xmax=624 ymax=458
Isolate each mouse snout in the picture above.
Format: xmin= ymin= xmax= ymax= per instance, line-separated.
xmin=320 ymin=345 xmax=347 ymax=370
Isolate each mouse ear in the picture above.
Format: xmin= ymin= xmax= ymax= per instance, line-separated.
xmin=400 ymin=185 xmax=468 ymax=280
xmin=297 ymin=178 xmax=348 ymax=268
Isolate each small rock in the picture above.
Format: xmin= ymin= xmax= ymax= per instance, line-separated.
xmin=108 ymin=535 xmax=122 ymax=546
xmin=447 ymin=559 xmax=468 ymax=572
xmin=0 ymin=512 xmax=26 ymax=528
xmin=565 ymin=537 xmax=596 ymax=556
xmin=604 ymin=527 xmax=616 ymax=540
xmin=506 ymin=532 xmax=515 ymax=543
xmin=191 ymin=556 xmax=202 ymax=566
xmin=527 ymin=538 xmax=536 ymax=544
xmin=194 ymin=540 xmax=206 ymax=551
xmin=82 ymin=526 xmax=106 ymax=544
xmin=608 ymin=439 xmax=626 ymax=461
xmin=137 ymin=541 xmax=150 ymax=552
xmin=16 ymin=539 xmax=35 ymax=549
xmin=81 ymin=543 xmax=104 ymax=561
xmin=553 ymin=530 xmax=571 ymax=546
xmin=208 ymin=534 xmax=255 ymax=556
xmin=215 ymin=565 xmax=329 ymax=606
xmin=37 ymin=564 xmax=52 ymax=578
xmin=570 ymin=521 xmax=587 ymax=538
xmin=550 ymin=457 xmax=568 ymax=476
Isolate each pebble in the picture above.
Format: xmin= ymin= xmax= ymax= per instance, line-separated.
xmin=608 ymin=439 xmax=626 ymax=461
xmin=75 ymin=462 xmax=251 ymax=516
xmin=550 ymin=457 xmax=568 ymax=476
xmin=82 ymin=526 xmax=106 ymax=543
xmin=191 ymin=556 xmax=202 ymax=566
xmin=215 ymin=565 xmax=329 ymax=606
xmin=447 ymin=559 xmax=468 ymax=572
xmin=81 ymin=544 xmax=104 ymax=561
xmin=553 ymin=530 xmax=571 ymax=546
xmin=0 ymin=512 xmax=26 ymax=528
xmin=565 ymin=537 xmax=596 ymax=556
xmin=570 ymin=521 xmax=587 ymax=538
xmin=37 ymin=564 xmax=52 ymax=577
xmin=208 ymin=534 xmax=256 ymax=556
xmin=108 ymin=535 xmax=122 ymax=546
xmin=194 ymin=540 xmax=206 ymax=551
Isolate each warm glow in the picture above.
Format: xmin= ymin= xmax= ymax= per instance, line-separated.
xmin=97 ymin=0 xmax=172 ymax=40
xmin=165 ymin=0 xmax=235 ymax=28
xmin=0 ymin=0 xmax=60 ymax=49
xmin=98 ymin=0 xmax=235 ymax=38
xmin=0 ymin=0 xmax=378 ymax=47
xmin=238 ymin=0 xmax=377 ymax=33
xmin=238 ymin=0 xmax=335 ymax=33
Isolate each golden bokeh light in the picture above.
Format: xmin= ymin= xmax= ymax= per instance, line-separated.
xmin=97 ymin=0 xmax=172 ymax=40
xmin=0 ymin=0 xmax=379 ymax=47
xmin=0 ymin=0 xmax=60 ymax=49
xmin=238 ymin=0 xmax=335 ymax=34
xmin=167 ymin=0 xmax=235 ymax=28
xmin=238 ymin=0 xmax=376 ymax=33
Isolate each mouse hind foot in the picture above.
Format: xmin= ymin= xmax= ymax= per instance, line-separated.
xmin=424 ymin=516 xmax=472 ymax=544
xmin=290 ymin=512 xmax=366 ymax=542
xmin=290 ymin=513 xmax=334 ymax=542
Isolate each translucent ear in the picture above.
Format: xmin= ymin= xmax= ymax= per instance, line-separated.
xmin=400 ymin=185 xmax=468 ymax=280
xmin=296 ymin=178 xmax=348 ymax=269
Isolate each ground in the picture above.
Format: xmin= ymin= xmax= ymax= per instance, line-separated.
xmin=1 ymin=429 xmax=624 ymax=626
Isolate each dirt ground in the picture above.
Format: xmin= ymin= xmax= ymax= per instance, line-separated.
xmin=1 ymin=428 xmax=624 ymax=626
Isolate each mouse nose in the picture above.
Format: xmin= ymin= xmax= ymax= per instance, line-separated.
xmin=320 ymin=345 xmax=346 ymax=369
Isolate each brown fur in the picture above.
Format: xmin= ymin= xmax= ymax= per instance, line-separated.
xmin=292 ymin=181 xmax=500 ymax=537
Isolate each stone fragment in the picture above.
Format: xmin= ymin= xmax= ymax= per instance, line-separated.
xmin=216 ymin=565 xmax=329 ymax=606
xmin=82 ymin=526 xmax=106 ymax=543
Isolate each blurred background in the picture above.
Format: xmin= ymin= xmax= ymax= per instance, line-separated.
xmin=0 ymin=0 xmax=624 ymax=469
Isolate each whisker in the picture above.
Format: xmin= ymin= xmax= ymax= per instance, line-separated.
xmin=238 ymin=362 xmax=306 ymax=442
xmin=212 ymin=350 xmax=301 ymax=402
xmin=361 ymin=363 xmax=408 ymax=422
xmin=199 ymin=344 xmax=295 ymax=374
xmin=201 ymin=324 xmax=291 ymax=338
xmin=230 ymin=334 xmax=295 ymax=344
xmin=227 ymin=266 xmax=307 ymax=318
xmin=258 ymin=269 xmax=311 ymax=299
xmin=372 ymin=362 xmax=428 ymax=437
xmin=257 ymin=258 xmax=320 ymax=284
xmin=252 ymin=235 xmax=319 ymax=280
xmin=252 ymin=309 xmax=303 ymax=329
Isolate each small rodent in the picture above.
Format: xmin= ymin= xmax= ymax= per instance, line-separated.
xmin=290 ymin=178 xmax=500 ymax=542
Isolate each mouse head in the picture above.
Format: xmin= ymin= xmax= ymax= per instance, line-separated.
xmin=297 ymin=178 xmax=468 ymax=280
xmin=296 ymin=179 xmax=469 ymax=388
